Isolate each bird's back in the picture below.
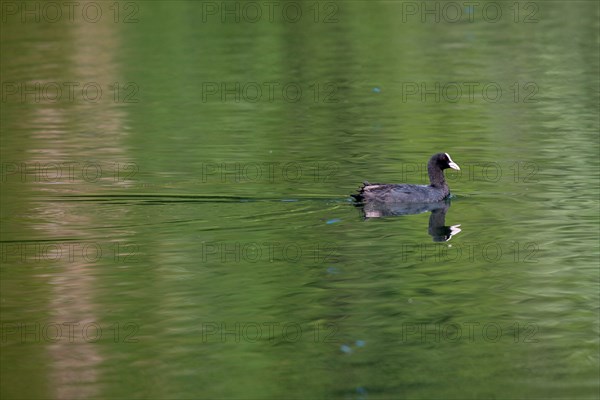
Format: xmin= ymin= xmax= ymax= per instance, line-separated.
xmin=353 ymin=182 xmax=449 ymax=203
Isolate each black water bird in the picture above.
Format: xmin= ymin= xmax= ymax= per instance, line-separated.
xmin=352 ymin=153 xmax=460 ymax=203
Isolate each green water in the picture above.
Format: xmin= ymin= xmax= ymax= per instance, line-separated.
xmin=1 ymin=1 xmax=599 ymax=399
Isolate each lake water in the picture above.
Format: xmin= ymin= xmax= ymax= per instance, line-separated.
xmin=1 ymin=1 xmax=599 ymax=399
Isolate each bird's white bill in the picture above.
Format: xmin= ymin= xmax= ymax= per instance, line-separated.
xmin=447 ymin=224 xmax=462 ymax=241
xmin=445 ymin=153 xmax=460 ymax=170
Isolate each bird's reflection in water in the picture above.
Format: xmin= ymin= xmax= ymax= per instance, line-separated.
xmin=356 ymin=200 xmax=461 ymax=242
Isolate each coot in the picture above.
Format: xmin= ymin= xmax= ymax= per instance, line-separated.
xmin=352 ymin=153 xmax=460 ymax=203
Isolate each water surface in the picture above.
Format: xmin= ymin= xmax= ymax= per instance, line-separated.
xmin=1 ymin=2 xmax=599 ymax=399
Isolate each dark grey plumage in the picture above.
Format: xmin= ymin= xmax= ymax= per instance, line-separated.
xmin=352 ymin=153 xmax=460 ymax=203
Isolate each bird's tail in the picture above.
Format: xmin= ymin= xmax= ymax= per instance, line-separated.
xmin=350 ymin=181 xmax=370 ymax=202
